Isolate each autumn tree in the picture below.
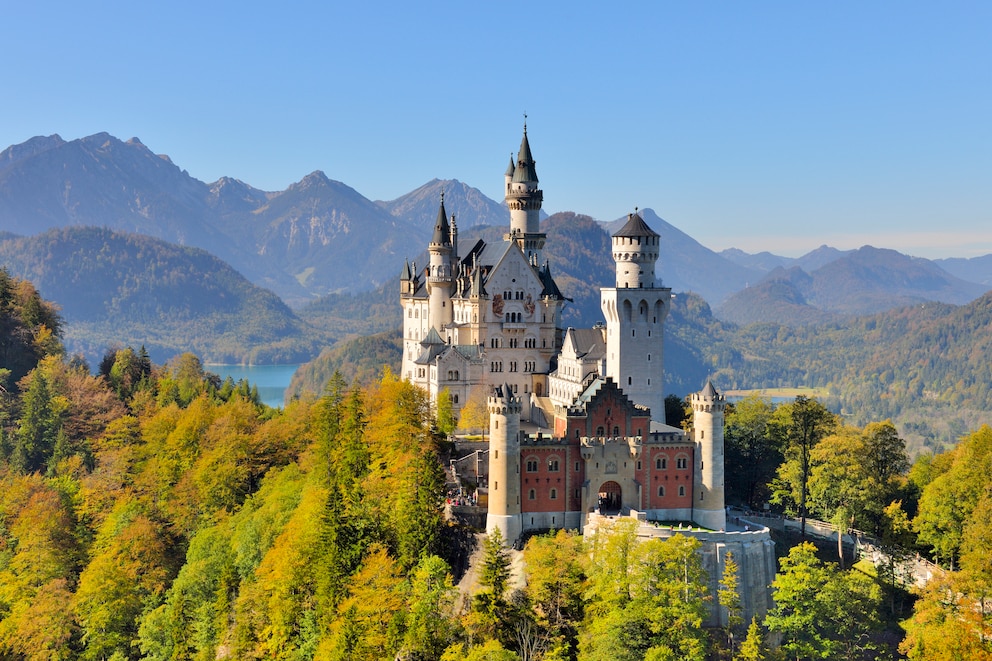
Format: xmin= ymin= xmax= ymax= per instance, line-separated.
xmin=523 ymin=530 xmax=585 ymax=658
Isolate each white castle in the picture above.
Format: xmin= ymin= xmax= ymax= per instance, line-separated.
xmin=400 ymin=125 xmax=731 ymax=537
xmin=400 ymin=125 xmax=775 ymax=624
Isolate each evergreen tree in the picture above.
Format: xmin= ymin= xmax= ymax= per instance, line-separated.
xmin=12 ymin=371 xmax=61 ymax=473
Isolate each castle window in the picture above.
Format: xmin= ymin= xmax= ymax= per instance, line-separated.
xmin=656 ymin=457 xmax=667 ymax=470
xmin=575 ymin=461 xmax=580 ymax=471
xmin=679 ymin=485 xmax=685 ymax=497
xmin=526 ymin=458 xmax=539 ymax=472
xmin=529 ymin=489 xmax=536 ymax=500
xmin=613 ymin=426 xmax=620 ymax=436
xmin=596 ymin=426 xmax=605 ymax=436
xmin=575 ymin=489 xmax=581 ymax=499
xmin=637 ymin=460 xmax=642 ymax=470
xmin=628 ymin=377 xmax=632 ymax=386
xmin=701 ymin=430 xmax=705 ymax=439
xmin=701 ymin=491 xmax=705 ymax=501
xmin=453 ymin=394 xmax=459 ymax=404
xmin=658 ymin=486 xmax=665 ymax=497
xmin=550 ymin=488 xmax=557 ymax=500
xmin=548 ymin=458 xmax=560 ymax=472
xmin=677 ymin=456 xmax=687 ymax=470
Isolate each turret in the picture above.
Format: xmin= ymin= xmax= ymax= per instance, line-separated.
xmin=601 ymin=211 xmax=671 ymax=421
xmin=504 ymin=123 xmax=546 ymax=263
xmin=486 ymin=383 xmax=522 ymax=545
xmin=427 ymin=195 xmax=454 ymax=328
xmin=612 ymin=210 xmax=660 ymax=289
xmin=691 ymin=381 xmax=726 ymax=531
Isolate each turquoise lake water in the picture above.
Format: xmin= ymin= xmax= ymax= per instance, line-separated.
xmin=207 ymin=364 xmax=300 ymax=408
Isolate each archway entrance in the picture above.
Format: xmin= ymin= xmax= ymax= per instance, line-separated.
xmin=598 ymin=481 xmax=622 ymax=512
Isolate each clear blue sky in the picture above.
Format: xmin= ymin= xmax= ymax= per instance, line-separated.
xmin=3 ymin=2 xmax=990 ymax=258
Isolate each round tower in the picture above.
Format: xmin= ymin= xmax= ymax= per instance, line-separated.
xmin=612 ymin=211 xmax=660 ymax=289
xmin=486 ymin=383 xmax=522 ymax=545
xmin=427 ymin=195 xmax=454 ymax=328
xmin=600 ymin=211 xmax=671 ymax=422
xmin=691 ymin=381 xmax=726 ymax=531
xmin=504 ymin=124 xmax=545 ymax=263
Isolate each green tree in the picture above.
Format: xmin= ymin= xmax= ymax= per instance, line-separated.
xmin=718 ymin=552 xmax=744 ymax=656
xmin=468 ymin=528 xmax=513 ymax=644
xmin=402 ymin=555 xmax=459 ymax=660
xmin=735 ymin=617 xmax=767 ymax=661
xmin=772 ymin=396 xmax=835 ymax=539
xmin=723 ymin=395 xmax=780 ymax=509
xmin=436 ymin=387 xmax=457 ymax=437
xmin=765 ymin=542 xmax=884 ymax=661
xmin=11 ymin=370 xmax=64 ymax=473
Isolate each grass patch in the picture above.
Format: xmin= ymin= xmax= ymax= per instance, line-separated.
xmin=724 ymin=386 xmax=830 ymax=399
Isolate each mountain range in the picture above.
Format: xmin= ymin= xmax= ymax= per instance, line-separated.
xmin=3 ymin=133 xmax=991 ymax=317
xmin=3 ymin=131 xmax=992 ymax=451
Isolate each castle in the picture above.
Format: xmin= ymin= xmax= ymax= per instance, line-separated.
xmin=401 ymin=126 xmax=776 ymax=625
xmin=400 ymin=125 xmax=729 ymax=542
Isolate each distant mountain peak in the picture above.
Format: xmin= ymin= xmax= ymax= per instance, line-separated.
xmin=0 ymin=134 xmax=66 ymax=172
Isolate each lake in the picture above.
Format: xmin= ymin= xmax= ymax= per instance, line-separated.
xmin=207 ymin=364 xmax=300 ymax=409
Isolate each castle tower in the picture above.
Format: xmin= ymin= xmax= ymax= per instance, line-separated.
xmin=427 ymin=195 xmax=455 ymax=329
xmin=486 ymin=383 xmax=522 ymax=544
xmin=600 ymin=212 xmax=671 ymax=422
xmin=504 ymin=124 xmax=546 ymax=264
xmin=691 ymin=381 xmax=726 ymax=531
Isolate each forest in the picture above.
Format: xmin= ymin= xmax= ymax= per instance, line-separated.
xmin=1 ymin=268 xmax=991 ymax=660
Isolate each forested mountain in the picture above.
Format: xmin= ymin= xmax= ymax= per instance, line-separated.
xmin=0 ymin=227 xmax=326 ymax=364
xmin=935 ymin=253 xmax=992 ymax=286
xmin=717 ymin=246 xmax=987 ymax=326
xmin=5 ymin=278 xmax=991 ymax=659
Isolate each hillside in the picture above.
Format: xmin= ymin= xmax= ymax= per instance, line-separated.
xmin=717 ymin=246 xmax=987 ymax=325
xmin=0 ymin=227 xmax=327 ymax=364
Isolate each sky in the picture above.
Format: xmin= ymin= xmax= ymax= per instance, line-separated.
xmin=3 ymin=2 xmax=990 ymax=258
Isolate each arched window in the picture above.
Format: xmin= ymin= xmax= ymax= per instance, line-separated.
xmin=548 ymin=457 xmax=560 ymax=472
xmin=526 ymin=457 xmax=539 ymax=473
xmin=656 ymin=456 xmax=667 ymax=470
xmin=550 ymin=488 xmax=557 ymax=500
xmin=658 ymin=485 xmax=665 ymax=497
xmin=678 ymin=485 xmax=686 ymax=497
xmin=676 ymin=455 xmax=688 ymax=470
xmin=528 ymin=489 xmax=536 ymax=500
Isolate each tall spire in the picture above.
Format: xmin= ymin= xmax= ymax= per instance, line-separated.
xmin=431 ymin=191 xmax=451 ymax=246
xmin=505 ymin=121 xmax=545 ymax=262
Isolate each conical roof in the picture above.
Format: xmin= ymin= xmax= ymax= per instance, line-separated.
xmin=613 ymin=211 xmax=659 ymax=238
xmin=431 ymin=197 xmax=451 ymax=246
xmin=512 ymin=129 xmax=538 ymax=183
xmin=700 ymin=380 xmax=719 ymax=398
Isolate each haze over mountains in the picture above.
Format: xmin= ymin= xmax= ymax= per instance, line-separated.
xmin=2 ymin=131 xmax=992 ymax=362
xmin=3 ymin=132 xmax=992 ymax=450
xmin=4 ymin=132 xmax=990 ymax=315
